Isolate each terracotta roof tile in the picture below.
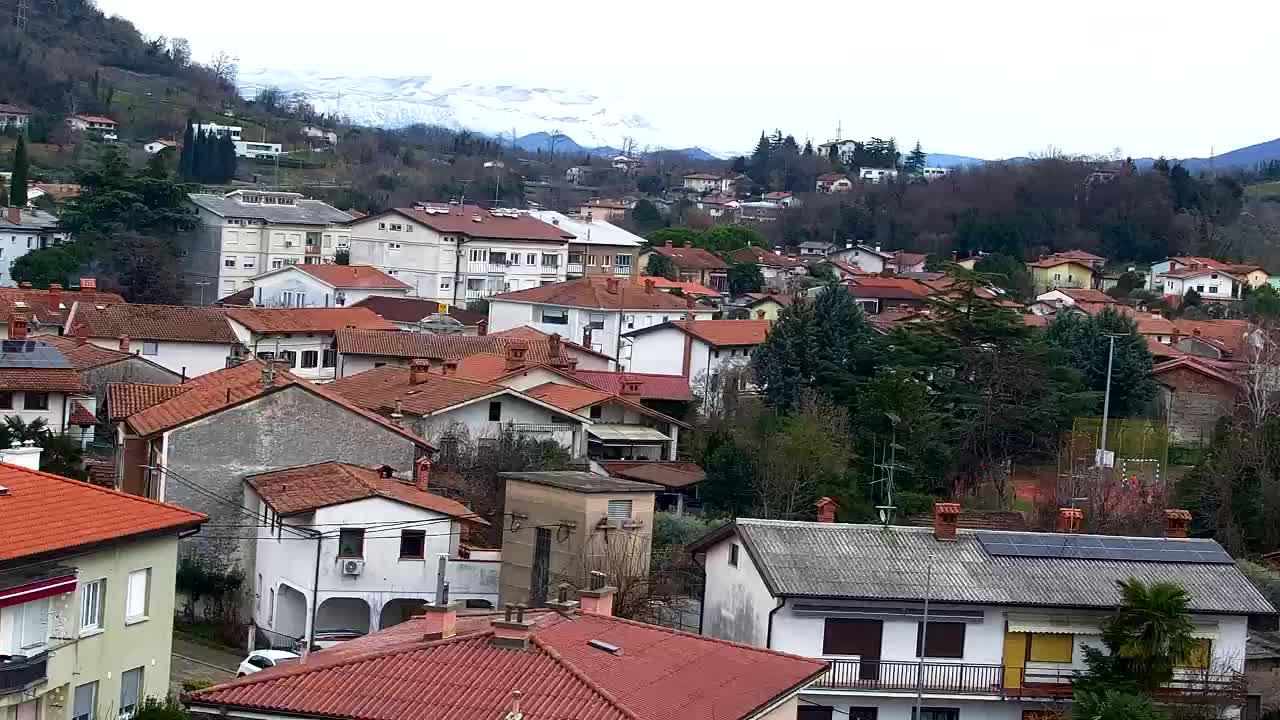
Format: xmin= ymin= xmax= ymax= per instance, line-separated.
xmin=644 ymin=277 xmax=721 ymax=297
xmin=224 ymin=307 xmax=397 ymax=333
xmin=629 ymin=319 xmax=770 ymax=347
xmin=1153 ymin=357 xmax=1242 ymax=387
xmin=68 ymin=401 xmax=97 ymax=426
xmin=0 ymin=367 xmax=87 ymax=392
xmin=108 ymin=383 xmax=187 ymax=420
xmin=1135 ymin=313 xmax=1178 ymax=336
xmin=335 ymin=327 xmax=609 ymax=362
xmin=0 ymin=287 xmax=124 ymax=327
xmin=600 ymin=461 xmax=705 ymax=489
xmin=1147 ymin=337 xmax=1186 ymax=359
xmin=380 ymin=205 xmax=574 ymax=242
xmin=351 ymin=296 xmax=485 ymax=326
xmin=38 ymin=335 xmax=137 ymax=371
xmin=894 ymin=251 xmax=928 ymax=268
xmin=0 ymin=463 xmax=205 ymax=562
xmin=67 ymin=303 xmax=239 ymax=343
xmin=289 ymin=264 xmax=412 ymax=290
xmin=488 ymin=326 xmax=613 ymax=361
xmin=190 ymin=610 xmax=825 ymax=720
xmin=526 ymin=382 xmax=615 ymax=411
xmin=649 ymin=245 xmax=729 ymax=271
xmin=329 ymin=366 xmax=505 ymax=416
xmin=1055 ymin=287 xmax=1115 ymax=303
xmin=729 ymin=246 xmax=804 ymax=268
xmin=491 ymin=277 xmax=715 ymax=312
xmin=1027 ymin=257 xmax=1096 ymax=270
xmin=574 ymin=371 xmax=691 ymax=401
xmin=247 ymin=462 xmax=483 ymax=522
xmin=1050 ymin=249 xmax=1106 ymax=262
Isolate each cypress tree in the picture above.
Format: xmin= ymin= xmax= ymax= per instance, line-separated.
xmin=193 ymin=129 xmax=210 ymax=182
xmin=218 ymin=133 xmax=237 ymax=182
xmin=9 ymin=134 xmax=28 ymax=207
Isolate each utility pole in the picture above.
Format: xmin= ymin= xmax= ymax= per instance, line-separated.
xmin=913 ymin=554 xmax=936 ymax=720
xmin=1097 ymin=334 xmax=1121 ymax=469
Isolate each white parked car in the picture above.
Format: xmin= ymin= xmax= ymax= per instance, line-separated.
xmin=237 ymin=650 xmax=299 ymax=676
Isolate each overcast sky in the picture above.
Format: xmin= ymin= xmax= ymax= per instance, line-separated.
xmin=95 ymin=0 xmax=1277 ymax=160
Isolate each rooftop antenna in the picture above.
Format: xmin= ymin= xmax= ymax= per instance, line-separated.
xmin=871 ymin=412 xmax=910 ymax=526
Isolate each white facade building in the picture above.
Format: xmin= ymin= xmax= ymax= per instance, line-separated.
xmin=195 ymin=122 xmax=243 ymax=140
xmin=143 ymin=140 xmax=178 ymax=154
xmin=621 ymin=319 xmax=768 ymax=380
xmin=224 ymin=307 xmax=397 ymax=383
xmin=0 ymin=208 xmax=68 ymax=286
xmin=234 ymin=141 xmax=284 ymax=158
xmin=692 ymin=508 xmax=1268 ymax=720
xmin=66 ymin=302 xmax=242 ymax=379
xmin=859 ymin=167 xmax=899 ymax=183
xmin=0 ymin=103 xmax=30 ymax=130
xmin=245 ymin=264 xmax=411 ymax=308
xmin=347 ymin=205 xmax=573 ymax=306
xmin=922 ymin=167 xmax=951 ymax=180
xmin=526 ymin=211 xmax=642 ymax=279
xmin=182 ymin=190 xmax=354 ymax=303
xmin=1159 ymin=269 xmax=1243 ymax=301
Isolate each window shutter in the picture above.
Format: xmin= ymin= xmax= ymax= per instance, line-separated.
xmin=606 ymin=499 xmax=632 ymax=522
xmin=126 ymin=569 xmax=148 ymax=618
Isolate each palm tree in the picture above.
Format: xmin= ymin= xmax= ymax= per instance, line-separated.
xmin=1101 ymin=579 xmax=1196 ymax=691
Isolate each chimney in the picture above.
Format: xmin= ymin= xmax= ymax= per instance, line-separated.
xmin=410 ymin=358 xmax=432 ymax=384
xmin=582 ymin=327 xmax=592 ymax=349
xmin=756 ymin=310 xmax=767 ymax=320
xmin=442 ymin=360 xmax=458 ymax=377
xmin=74 ymin=323 xmax=88 ymax=345
xmin=578 ymin=571 xmax=616 ymax=616
xmin=492 ymin=603 xmax=535 ymax=650
xmin=606 ymin=277 xmax=620 ymax=294
xmin=0 ymin=440 xmax=42 ymax=470
xmin=477 ymin=319 xmax=488 ymax=336
xmin=546 ymin=583 xmax=580 ymax=612
xmin=619 ymin=375 xmax=642 ymax=398
xmin=118 ymin=335 xmax=131 ymax=352
xmin=548 ymin=332 xmax=562 ymax=359
xmin=644 ymin=278 xmax=655 ymax=294
xmin=1165 ymin=509 xmax=1192 ymax=538
xmin=815 ymin=496 xmax=839 ymax=523
xmin=260 ymin=365 xmax=273 ymax=390
xmin=47 ymin=283 xmax=61 ymax=302
xmin=933 ymin=502 xmax=960 ymax=542
xmin=7 ymin=315 xmax=28 ymax=341
xmin=505 ymin=341 xmax=528 ymax=371
xmin=415 ymin=456 xmax=432 ymax=491
xmin=1057 ymin=507 xmax=1083 ymax=533
xmin=421 ymin=557 xmax=457 ymax=641
xmin=79 ymin=277 xmax=96 ymax=291
xmin=5 ymin=207 xmax=18 ymax=226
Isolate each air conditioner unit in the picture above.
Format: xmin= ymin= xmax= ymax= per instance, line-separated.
xmin=341 ymin=559 xmax=365 ymax=576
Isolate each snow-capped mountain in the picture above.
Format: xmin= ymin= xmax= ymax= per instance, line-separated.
xmin=238 ymin=69 xmax=736 ymax=158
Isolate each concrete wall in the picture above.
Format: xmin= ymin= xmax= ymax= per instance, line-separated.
xmin=700 ymin=531 xmax=775 ymax=647
xmin=163 ymin=385 xmax=420 ymax=572
xmin=624 ymin=327 xmax=686 ymax=375
xmin=250 ymin=270 xmax=410 ymax=308
xmin=0 ymin=534 xmax=180 ymax=720
xmin=488 ymin=300 xmax=713 ymax=361
xmin=408 ymin=394 xmax=582 ymax=454
xmin=1 ymin=391 xmax=70 ymax=433
xmin=81 ymin=358 xmax=181 ymax=411
xmin=89 ymin=338 xmax=233 ymax=379
xmin=348 ymin=215 xmax=452 ymax=303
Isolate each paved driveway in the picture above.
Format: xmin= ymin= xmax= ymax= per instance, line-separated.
xmin=170 ymin=635 xmax=241 ymax=696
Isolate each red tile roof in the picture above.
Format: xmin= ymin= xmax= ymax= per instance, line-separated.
xmin=67 ymin=303 xmax=239 ymax=343
xmin=729 ymin=246 xmax=805 ymax=268
xmin=0 ymin=287 xmax=125 ymax=327
xmin=290 ymin=264 xmax=412 ymax=290
xmin=649 ymin=245 xmax=729 ymax=271
xmin=335 ymin=327 xmax=609 ymax=362
xmin=68 ymin=402 xmax=97 ymax=426
xmin=1147 ymin=337 xmax=1186 ymax=359
xmin=645 ymin=277 xmax=721 ymax=297
xmin=0 ymin=367 xmax=87 ymax=392
xmin=1153 ymin=357 xmax=1242 ymax=387
xmin=0 ymin=463 xmax=205 ymax=562
xmin=247 ymin=462 xmax=483 ymax=522
xmin=491 ymin=277 xmax=715 ymax=312
xmin=1174 ymin=319 xmax=1252 ymax=356
xmin=1160 ymin=266 xmax=1241 ymax=279
xmin=626 ymin=319 xmax=770 ymax=347
xmin=38 ymin=335 xmax=139 ymax=371
xmin=817 ymin=173 xmax=848 ymax=182
xmin=1027 ymin=256 xmax=1096 ymax=270
xmin=329 ymin=366 xmax=507 ymax=416
xmin=190 ymin=610 xmax=825 ymax=720
xmin=1053 ymin=287 xmax=1115 ymax=303
xmin=574 ymin=371 xmax=691 ymax=401
xmin=1050 ymin=249 xmax=1105 ymax=262
xmin=742 ymin=292 xmax=793 ymax=308
xmin=894 ymin=251 xmax=928 ymax=269
xmin=601 ymin=461 xmax=705 ymax=489
xmin=1135 ymin=313 xmax=1178 ymax=336
xmin=846 ymin=277 xmax=934 ymax=300
xmin=489 ymin=326 xmax=614 ymax=361
xmin=225 ymin=307 xmax=397 ymax=333
xmin=380 ymin=205 xmax=574 ymax=242
xmin=108 ymin=383 xmax=187 ymax=420
xmin=73 ymin=115 xmax=116 ymax=125
xmin=351 ymin=296 xmax=486 ymax=326
xmin=826 ymin=259 xmax=871 ymax=276
xmin=525 ymin=382 xmax=614 ymax=411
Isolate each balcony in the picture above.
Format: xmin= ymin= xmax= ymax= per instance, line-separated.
xmin=567 ymin=263 xmax=585 ymax=275
xmin=614 ymin=265 xmax=632 ymax=276
xmin=810 ymin=660 xmax=1245 ymax=703
xmin=0 ymin=652 xmax=48 ymax=695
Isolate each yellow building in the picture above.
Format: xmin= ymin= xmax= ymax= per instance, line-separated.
xmin=742 ymin=293 xmax=791 ymax=321
xmin=1028 ymin=257 xmax=1098 ymax=295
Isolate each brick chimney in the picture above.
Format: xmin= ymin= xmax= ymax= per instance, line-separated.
xmin=815 ymin=496 xmax=839 ymax=523
xmin=1165 ymin=508 xmax=1192 ymax=538
xmin=79 ymin=277 xmax=97 ymax=291
xmin=422 ymin=556 xmax=457 ymax=640
xmin=409 ymin=358 xmax=431 ymax=384
xmin=1057 ymin=507 xmax=1083 ymax=533
xmin=118 ymin=335 xmax=131 ymax=352
xmin=415 ymin=456 xmax=432 ymax=491
xmin=505 ymin=341 xmax=528 ymax=371
xmin=644 ymin=278 xmax=655 ymax=294
xmin=933 ymin=502 xmax=960 ymax=542
xmin=477 ymin=319 xmax=488 ymax=336
xmin=606 ymin=277 xmax=620 ymax=294
xmin=5 ymin=207 xmax=18 ymax=226
xmin=619 ymin=375 xmax=642 ymax=399
xmin=548 ymin=332 xmax=562 ymax=360
xmin=546 ymin=583 xmax=580 ymax=612
xmin=578 ymin=571 xmax=616 ymax=616
xmin=7 ymin=315 xmax=28 ymax=341
xmin=47 ymin=284 xmax=61 ymax=303
xmin=441 ymin=360 xmax=458 ymax=377
xmin=492 ymin=603 xmax=535 ymax=649
xmin=685 ymin=296 xmax=696 ymax=309
xmin=73 ymin=323 xmax=88 ymax=345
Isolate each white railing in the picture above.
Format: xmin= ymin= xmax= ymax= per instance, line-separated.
xmin=567 ymin=263 xmax=585 ymax=274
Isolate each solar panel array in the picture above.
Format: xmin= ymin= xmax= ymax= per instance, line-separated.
xmin=0 ymin=341 xmax=72 ymax=369
xmin=977 ymin=531 xmax=1234 ymax=564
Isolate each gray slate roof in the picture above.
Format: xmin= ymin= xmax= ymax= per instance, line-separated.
xmin=0 ymin=208 xmax=60 ymax=232
xmin=188 ymin=194 xmax=352 ymax=226
xmin=729 ymin=519 xmax=1273 ymax=615
xmin=499 ymin=471 xmax=661 ymax=494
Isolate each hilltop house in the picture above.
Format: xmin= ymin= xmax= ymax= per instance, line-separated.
xmin=577 ymin=198 xmax=629 ymax=223
xmin=1150 ymin=257 xmax=1270 ymax=293
xmin=827 ymin=244 xmax=927 ymax=274
xmin=816 ymin=173 xmax=853 ymax=193
xmin=692 ymin=504 xmax=1273 ymax=720
xmin=1028 ymin=253 xmax=1100 ymax=294
xmin=0 ymin=103 xmax=30 ymax=130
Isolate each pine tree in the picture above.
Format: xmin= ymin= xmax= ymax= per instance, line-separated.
xmin=9 ymin=135 xmax=28 ymax=207
xmin=802 ymin=140 xmax=814 ymax=156
xmin=179 ymin=117 xmax=196 ymax=180
xmin=904 ymin=141 xmax=928 ymax=175
xmin=192 ymin=129 xmax=210 ymax=182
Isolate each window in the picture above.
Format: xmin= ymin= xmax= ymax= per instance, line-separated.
xmin=379 ymin=222 xmax=387 ymax=230
xmin=491 ymin=251 xmax=508 ymax=266
xmin=510 ymin=254 xmax=521 ymax=266
xmin=731 ymin=349 xmax=739 ymax=357
xmin=1196 ymin=285 xmax=1205 ymax=293
xmin=541 ymin=253 xmax=559 ymax=268
xmin=526 ymin=253 xmax=537 ymax=265
xmin=469 ymin=248 xmax=488 ymax=262
xmin=0 ymin=391 xmax=13 ymax=410
xmin=540 ymin=308 xmax=569 ymax=325
xmin=590 ymin=405 xmax=602 ymax=420
xmin=73 ymin=682 xmax=98 ymax=720
xmin=142 ymin=341 xmax=159 ymax=356
xmin=243 ymin=257 xmax=256 ymax=269
xmin=441 ymin=277 xmax=453 ymax=290
xmin=247 ymin=654 xmax=274 ymax=669
xmin=389 ymin=243 xmax=402 ymax=251
xmin=712 ymin=350 xmax=720 ymax=359
xmin=389 ymin=223 xmax=403 ymax=232
xmin=322 ymin=349 xmax=337 ymax=368
xmin=23 ymin=392 xmax=48 ymax=411
xmin=279 ymin=350 xmax=297 ymax=367
xmin=81 ymin=579 xmax=105 ymax=633
xmin=119 ymin=667 xmax=144 ymax=718
xmin=822 ymin=618 xmax=883 ymax=658
xmin=797 ymin=707 xmax=836 ymax=720
xmin=272 ymin=259 xmax=284 ymax=269
xmin=126 ymin=568 xmax=150 ymax=621
xmin=18 ymin=598 xmax=48 ymax=649
xmin=1053 ymin=273 xmax=1062 ymax=281
xmin=224 ymin=256 xmax=237 ymax=268
xmin=588 ymin=312 xmax=606 ymax=330
xmin=615 ymin=254 xmax=632 ymax=268
xmin=300 ymin=350 xmax=319 ymax=368
xmin=729 ymin=543 xmax=739 ymax=567
xmin=1028 ymin=633 xmax=1073 ymax=662
xmin=1211 ymin=273 xmax=1219 ymax=279
xmin=1209 ymin=285 xmax=1219 ymax=294
xmin=912 ymin=709 xmax=957 ymax=720
xmin=606 ymin=499 xmax=633 ymax=522
xmin=916 ymin=621 xmax=965 ymax=658
xmin=400 ymin=529 xmax=426 ymax=559
xmin=488 ymin=401 xmax=502 ymax=421
xmin=338 ymin=528 xmax=365 ymax=558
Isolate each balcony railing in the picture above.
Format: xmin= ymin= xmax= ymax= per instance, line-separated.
xmin=567 ymin=263 xmax=585 ymax=275
xmin=615 ymin=264 xmax=632 ymax=276
xmin=0 ymin=653 xmax=48 ymax=695
xmin=811 ymin=660 xmax=1245 ymax=702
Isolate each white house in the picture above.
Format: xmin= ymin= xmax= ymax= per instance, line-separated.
xmin=522 ymin=375 xmax=688 ymax=461
xmin=527 ymin=210 xmax=642 ymax=279
xmin=859 ymin=167 xmax=899 ymax=183
xmin=245 ymin=264 xmax=411 ymax=308
xmin=223 ymin=307 xmax=398 ymax=383
xmin=301 ymin=124 xmax=338 ymax=145
xmin=245 ymin=460 xmax=496 ymax=643
xmin=621 ymin=319 xmax=768 ymax=383
xmin=0 ymin=207 xmax=68 ymax=286
xmin=1159 ymin=267 xmax=1242 ymax=301
xmin=234 ymin=141 xmax=284 ymax=158
xmin=817 ymin=139 xmax=859 ymax=164
xmin=799 ymin=241 xmax=834 ymax=257
xmin=682 ymin=173 xmax=737 ymax=195
xmin=65 ymin=115 xmax=117 ymax=140
xmin=691 ymin=505 xmax=1271 ymax=720
xmin=0 ymin=103 xmax=30 ymax=130
xmin=194 ymin=122 xmax=243 ymax=140
xmin=611 ymin=155 xmax=642 ymax=174
xmin=65 ymin=302 xmax=242 ymax=379
xmin=922 ymin=167 xmax=951 ymax=180
xmin=143 ymin=139 xmax=178 ymax=154
xmin=816 ymin=174 xmax=853 ymax=193
xmin=333 ymin=325 xmax=612 ymax=378
xmin=348 ymin=204 xmax=573 ymax=306
xmin=827 ymin=243 xmax=927 ymax=274
xmin=485 ymin=276 xmax=716 ymax=359
xmin=182 ymin=190 xmax=354 ymax=303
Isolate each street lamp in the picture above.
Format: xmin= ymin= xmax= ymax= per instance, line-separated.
xmin=1096 ymin=334 xmax=1127 ymax=469
xmin=913 ymin=554 xmax=937 ymax=720
xmin=194 ymin=281 xmax=210 ymax=306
